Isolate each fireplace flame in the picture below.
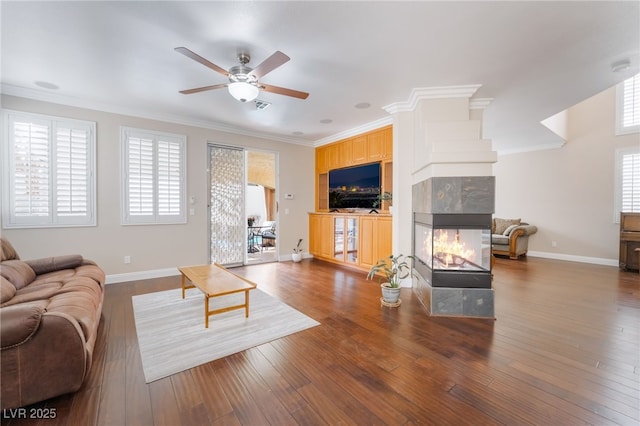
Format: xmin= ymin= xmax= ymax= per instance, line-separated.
xmin=430 ymin=229 xmax=476 ymax=268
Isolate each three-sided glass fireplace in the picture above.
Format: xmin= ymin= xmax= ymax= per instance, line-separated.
xmin=413 ymin=212 xmax=492 ymax=289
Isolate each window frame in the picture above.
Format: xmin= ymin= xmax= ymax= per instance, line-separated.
xmin=2 ymin=109 xmax=97 ymax=229
xmin=614 ymin=146 xmax=640 ymax=222
xmin=615 ymin=73 xmax=640 ymax=135
xmin=120 ymin=126 xmax=187 ymax=225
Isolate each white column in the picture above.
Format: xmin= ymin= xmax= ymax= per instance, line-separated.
xmin=384 ymin=85 xmax=497 ymax=287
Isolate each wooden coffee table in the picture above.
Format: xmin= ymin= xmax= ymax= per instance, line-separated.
xmin=178 ymin=263 xmax=257 ymax=328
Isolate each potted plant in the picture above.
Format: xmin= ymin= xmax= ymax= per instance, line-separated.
xmin=292 ymin=239 xmax=303 ymax=262
xmin=373 ymin=192 xmax=393 ymax=210
xmin=366 ymin=254 xmax=414 ymax=304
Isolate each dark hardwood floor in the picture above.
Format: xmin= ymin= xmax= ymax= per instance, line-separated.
xmin=3 ymin=257 xmax=639 ymax=425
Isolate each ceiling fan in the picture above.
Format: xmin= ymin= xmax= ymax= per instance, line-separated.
xmin=175 ymin=47 xmax=309 ymax=103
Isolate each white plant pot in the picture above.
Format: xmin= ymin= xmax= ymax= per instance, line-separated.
xmin=292 ymin=252 xmax=303 ymax=263
xmin=381 ymin=283 xmax=401 ymax=303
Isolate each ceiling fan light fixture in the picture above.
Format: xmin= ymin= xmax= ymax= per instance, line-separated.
xmin=228 ymin=82 xmax=259 ymax=102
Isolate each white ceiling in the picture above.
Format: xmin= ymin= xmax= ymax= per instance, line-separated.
xmin=2 ymin=1 xmax=638 ymax=153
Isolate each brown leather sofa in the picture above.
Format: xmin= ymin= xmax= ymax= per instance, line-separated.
xmin=0 ymin=238 xmax=105 ymax=409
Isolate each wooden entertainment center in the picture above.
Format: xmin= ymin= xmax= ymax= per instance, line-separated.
xmin=310 ymin=125 xmax=393 ymax=271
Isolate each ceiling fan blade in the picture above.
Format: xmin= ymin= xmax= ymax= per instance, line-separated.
xmin=179 ymin=83 xmax=227 ymax=95
xmin=175 ymin=47 xmax=229 ymax=77
xmin=249 ymin=51 xmax=290 ymax=79
xmin=260 ymin=83 xmax=309 ymax=100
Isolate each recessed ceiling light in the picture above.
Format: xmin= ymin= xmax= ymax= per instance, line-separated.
xmin=320 ymin=119 xmax=333 ymax=124
xmin=611 ymin=59 xmax=631 ymax=73
xmin=355 ymin=102 xmax=371 ymax=109
xmin=34 ymin=81 xmax=59 ymax=90
xmin=292 ymin=131 xmax=304 ymax=136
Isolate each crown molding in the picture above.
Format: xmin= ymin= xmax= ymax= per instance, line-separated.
xmin=382 ymin=84 xmax=483 ymax=114
xmin=1 ymin=84 xmax=315 ymax=146
xmin=469 ymin=97 xmax=494 ymax=110
xmin=313 ymin=115 xmax=393 ymax=147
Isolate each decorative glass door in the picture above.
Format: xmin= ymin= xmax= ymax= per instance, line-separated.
xmin=333 ymin=216 xmax=358 ymax=264
xmin=346 ymin=217 xmax=358 ymax=263
xmin=208 ymin=145 xmax=245 ymax=266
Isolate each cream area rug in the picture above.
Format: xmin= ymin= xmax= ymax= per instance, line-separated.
xmin=132 ymin=288 xmax=320 ymax=383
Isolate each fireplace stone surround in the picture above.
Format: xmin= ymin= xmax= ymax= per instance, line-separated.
xmin=412 ymin=176 xmax=495 ymax=318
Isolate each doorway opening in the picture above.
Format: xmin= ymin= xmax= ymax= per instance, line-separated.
xmin=207 ymin=145 xmax=278 ymax=266
xmin=246 ymin=150 xmax=278 ymax=264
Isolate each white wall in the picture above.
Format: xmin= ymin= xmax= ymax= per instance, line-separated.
xmin=494 ymin=85 xmax=639 ymax=264
xmin=1 ymin=95 xmax=315 ymax=279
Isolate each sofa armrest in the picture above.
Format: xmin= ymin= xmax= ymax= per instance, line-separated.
xmin=25 ymin=255 xmax=84 ymax=275
xmin=1 ymin=301 xmax=47 ymax=349
xmin=508 ymin=225 xmax=537 ymax=238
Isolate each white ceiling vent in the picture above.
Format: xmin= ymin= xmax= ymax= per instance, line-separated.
xmin=254 ymin=99 xmax=272 ymax=110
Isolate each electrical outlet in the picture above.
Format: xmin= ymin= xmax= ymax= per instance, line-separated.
xmin=124 ymin=256 xmax=131 ymax=264
xmin=551 ymin=241 xmax=557 ymax=248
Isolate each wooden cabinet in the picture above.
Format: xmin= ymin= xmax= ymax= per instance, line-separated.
xmin=317 ymin=173 xmax=329 ymax=211
xmin=367 ymin=126 xmax=392 ymax=162
xmin=309 ymin=213 xmax=392 ymax=272
xmin=359 ymin=216 xmax=392 ymax=269
xmin=316 ymin=144 xmax=340 ymax=173
xmin=351 ymin=136 xmax=368 ymax=164
xmin=620 ymin=212 xmax=640 ymax=271
xmin=315 ymin=125 xmax=392 ymax=173
xmin=338 ymin=139 xmax=353 ymax=166
xmin=309 ymin=214 xmax=334 ymax=259
xmin=315 ymin=125 xmax=393 ymax=212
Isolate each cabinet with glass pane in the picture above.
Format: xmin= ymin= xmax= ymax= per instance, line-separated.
xmin=334 ymin=216 xmax=359 ymax=264
xmin=309 ymin=212 xmax=391 ymax=271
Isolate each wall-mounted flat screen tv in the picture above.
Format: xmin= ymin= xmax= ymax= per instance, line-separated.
xmin=329 ymin=162 xmax=381 ymax=209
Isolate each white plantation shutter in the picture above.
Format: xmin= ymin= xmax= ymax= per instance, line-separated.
xmin=127 ymin=135 xmax=155 ymax=217
xmin=55 ymin=125 xmax=90 ymax=219
xmin=13 ymin=119 xmax=50 ymax=218
xmin=3 ymin=111 xmax=96 ymax=228
xmin=616 ymin=73 xmax=640 ymax=135
xmin=621 ymin=151 xmax=640 ymax=213
xmin=157 ymin=139 xmax=183 ymax=216
xmin=121 ymin=127 xmax=186 ymax=224
xmin=615 ymin=147 xmax=640 ymax=221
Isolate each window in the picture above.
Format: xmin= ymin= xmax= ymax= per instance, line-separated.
xmin=2 ymin=110 xmax=96 ymax=228
xmin=614 ymin=147 xmax=640 ymax=221
xmin=616 ymin=73 xmax=640 ymax=135
xmin=121 ymin=127 xmax=186 ymax=225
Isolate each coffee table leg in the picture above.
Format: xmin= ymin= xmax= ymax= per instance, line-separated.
xmin=181 ymin=273 xmax=186 ymax=299
xmin=245 ymin=290 xmax=249 ymax=318
xmin=205 ymin=296 xmax=210 ymax=328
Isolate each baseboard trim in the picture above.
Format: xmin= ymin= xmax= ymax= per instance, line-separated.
xmin=527 ymin=251 xmax=618 ymax=267
xmin=105 ymin=267 xmax=180 ymax=284
xmin=105 ymin=252 xmax=619 ymax=284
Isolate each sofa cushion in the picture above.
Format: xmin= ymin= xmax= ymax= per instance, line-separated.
xmin=1 ymin=277 xmax=16 ymax=304
xmin=0 ymin=301 xmax=47 ymax=349
xmin=0 ymin=260 xmax=36 ymax=290
xmin=503 ymin=224 xmax=520 ymax=236
xmin=3 ymin=281 xmax=63 ymax=308
xmin=26 ymin=255 xmax=84 ymax=276
xmin=494 ymin=218 xmax=521 ymax=234
xmin=492 ymin=234 xmax=510 ymax=245
xmin=0 ymin=238 xmax=20 ymax=261
xmin=46 ymin=276 xmax=103 ymax=342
